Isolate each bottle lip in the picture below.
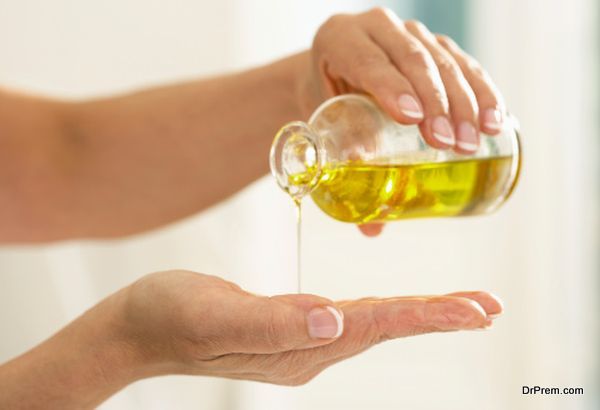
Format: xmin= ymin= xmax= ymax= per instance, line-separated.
xmin=269 ymin=121 xmax=324 ymax=202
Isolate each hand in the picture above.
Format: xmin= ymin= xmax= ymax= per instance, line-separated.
xmin=300 ymin=8 xmax=505 ymax=238
xmin=122 ymin=270 xmax=503 ymax=386
xmin=0 ymin=269 xmax=502 ymax=408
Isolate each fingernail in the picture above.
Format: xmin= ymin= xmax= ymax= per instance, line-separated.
xmin=431 ymin=116 xmax=455 ymax=146
xmin=456 ymin=122 xmax=479 ymax=152
xmin=307 ymin=306 xmax=344 ymax=339
xmin=483 ymin=108 xmax=502 ymax=130
xmin=398 ymin=94 xmax=423 ymax=119
xmin=488 ymin=313 xmax=502 ymax=319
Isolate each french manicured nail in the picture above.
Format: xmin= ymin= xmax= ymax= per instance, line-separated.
xmin=483 ymin=108 xmax=502 ymax=130
xmin=307 ymin=306 xmax=344 ymax=339
xmin=398 ymin=94 xmax=423 ymax=119
xmin=456 ymin=122 xmax=479 ymax=152
xmin=432 ymin=116 xmax=455 ymax=146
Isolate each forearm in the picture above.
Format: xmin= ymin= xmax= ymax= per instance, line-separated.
xmin=0 ymin=52 xmax=311 ymax=242
xmin=0 ymin=289 xmax=159 ymax=409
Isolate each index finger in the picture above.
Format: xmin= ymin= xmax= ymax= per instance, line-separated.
xmin=340 ymin=294 xmax=491 ymax=342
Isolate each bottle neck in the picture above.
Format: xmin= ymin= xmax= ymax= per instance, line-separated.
xmin=269 ymin=121 xmax=324 ymax=202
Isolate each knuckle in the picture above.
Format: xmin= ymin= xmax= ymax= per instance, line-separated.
xmin=365 ymin=7 xmax=403 ymax=30
xmin=402 ymin=47 xmax=432 ymax=69
xmin=322 ymin=13 xmax=347 ymax=29
xmin=404 ymin=19 xmax=427 ymax=33
xmin=390 ymin=300 xmax=430 ymax=335
xmin=435 ymin=57 xmax=462 ymax=79
xmin=430 ymin=86 xmax=450 ymax=112
xmin=368 ymin=6 xmax=394 ymax=19
xmin=370 ymin=303 xmax=389 ymax=343
xmin=483 ymin=93 xmax=500 ymax=108
xmin=315 ymin=14 xmax=348 ymax=46
xmin=466 ymin=57 xmax=486 ymax=77
xmin=399 ymin=300 xmax=430 ymax=336
xmin=436 ymin=34 xmax=454 ymax=47
xmin=262 ymin=305 xmax=289 ymax=351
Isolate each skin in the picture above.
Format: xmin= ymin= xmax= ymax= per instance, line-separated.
xmin=0 ymin=271 xmax=503 ymax=409
xmin=0 ymin=8 xmax=506 ymax=409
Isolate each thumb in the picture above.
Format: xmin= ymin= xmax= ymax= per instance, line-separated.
xmin=211 ymin=293 xmax=344 ymax=355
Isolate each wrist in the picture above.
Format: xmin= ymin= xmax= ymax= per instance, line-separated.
xmin=270 ymin=50 xmax=317 ymax=120
xmin=59 ymin=289 xmax=160 ymax=403
xmin=106 ymin=285 xmax=182 ymax=379
xmin=0 ymin=288 xmax=166 ymax=409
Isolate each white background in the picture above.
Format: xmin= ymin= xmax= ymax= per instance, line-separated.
xmin=0 ymin=0 xmax=597 ymax=409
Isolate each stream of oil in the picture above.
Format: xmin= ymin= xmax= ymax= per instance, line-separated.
xmin=294 ymin=199 xmax=302 ymax=293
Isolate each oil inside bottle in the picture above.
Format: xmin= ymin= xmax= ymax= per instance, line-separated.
xmin=307 ymin=156 xmax=517 ymax=223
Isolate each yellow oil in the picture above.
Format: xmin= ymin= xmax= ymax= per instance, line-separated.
xmin=301 ymin=156 xmax=517 ymax=223
xmin=294 ymin=198 xmax=302 ymax=293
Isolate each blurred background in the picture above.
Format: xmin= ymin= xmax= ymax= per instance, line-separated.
xmin=0 ymin=0 xmax=598 ymax=409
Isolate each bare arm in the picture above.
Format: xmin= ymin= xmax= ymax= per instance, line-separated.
xmin=0 ymin=288 xmax=149 ymax=409
xmin=0 ymin=53 xmax=310 ymax=242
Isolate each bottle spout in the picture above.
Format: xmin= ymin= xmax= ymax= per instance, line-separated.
xmin=269 ymin=121 xmax=323 ymax=202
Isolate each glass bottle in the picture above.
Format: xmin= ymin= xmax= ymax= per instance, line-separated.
xmin=270 ymin=94 xmax=521 ymax=223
